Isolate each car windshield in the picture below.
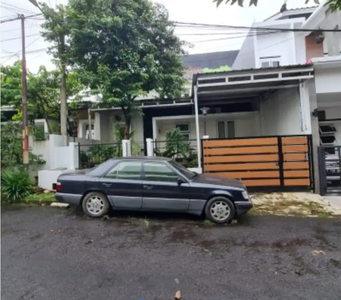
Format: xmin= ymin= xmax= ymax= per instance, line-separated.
xmin=168 ymin=160 xmax=197 ymax=180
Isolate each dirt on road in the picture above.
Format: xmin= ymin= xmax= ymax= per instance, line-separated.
xmin=2 ymin=205 xmax=341 ymax=300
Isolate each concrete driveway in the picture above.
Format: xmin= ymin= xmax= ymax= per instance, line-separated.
xmin=2 ymin=206 xmax=341 ymax=300
xmin=324 ymin=196 xmax=341 ymax=209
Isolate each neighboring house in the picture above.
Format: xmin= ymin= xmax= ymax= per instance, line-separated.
xmin=232 ymin=5 xmax=341 ymax=148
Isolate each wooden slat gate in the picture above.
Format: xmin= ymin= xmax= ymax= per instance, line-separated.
xmin=202 ymin=135 xmax=314 ymax=192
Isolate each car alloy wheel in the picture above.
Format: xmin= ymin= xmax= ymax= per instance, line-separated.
xmin=86 ymin=195 xmax=105 ymax=215
xmin=205 ymin=196 xmax=235 ymax=224
xmin=82 ymin=192 xmax=110 ymax=218
xmin=210 ymin=201 xmax=230 ymax=221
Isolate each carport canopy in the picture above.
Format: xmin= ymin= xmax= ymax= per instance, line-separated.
xmin=192 ymin=64 xmax=314 ymax=169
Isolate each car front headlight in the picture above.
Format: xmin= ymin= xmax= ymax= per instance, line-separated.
xmin=242 ymin=190 xmax=249 ymax=200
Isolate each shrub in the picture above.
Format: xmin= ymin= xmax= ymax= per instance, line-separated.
xmin=1 ymin=122 xmax=45 ymax=169
xmin=1 ymin=169 xmax=33 ymax=203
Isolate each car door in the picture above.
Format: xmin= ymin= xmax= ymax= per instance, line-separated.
xmin=100 ymin=160 xmax=143 ymax=209
xmin=142 ymin=161 xmax=191 ymax=211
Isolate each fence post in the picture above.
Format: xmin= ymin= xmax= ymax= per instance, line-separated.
xmin=122 ymin=139 xmax=131 ymax=157
xmin=146 ymin=138 xmax=154 ymax=156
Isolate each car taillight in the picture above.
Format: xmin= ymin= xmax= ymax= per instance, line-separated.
xmin=56 ymin=182 xmax=62 ymax=192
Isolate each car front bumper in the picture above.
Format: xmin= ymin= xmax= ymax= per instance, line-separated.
xmin=234 ymin=200 xmax=253 ymax=215
xmin=55 ymin=193 xmax=83 ymax=206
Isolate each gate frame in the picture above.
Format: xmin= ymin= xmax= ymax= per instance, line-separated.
xmin=318 ymin=145 xmax=341 ymax=196
xmin=201 ymin=134 xmax=314 ymax=193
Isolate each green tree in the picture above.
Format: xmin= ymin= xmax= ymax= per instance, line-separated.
xmin=1 ymin=62 xmax=59 ymax=132
xmin=1 ymin=62 xmax=82 ymax=133
xmin=67 ymin=0 xmax=185 ymax=139
xmin=213 ymin=0 xmax=340 ymax=11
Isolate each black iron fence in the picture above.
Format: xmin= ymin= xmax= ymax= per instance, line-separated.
xmin=78 ymin=142 xmax=122 ymax=169
xmin=132 ymin=141 xmax=145 ymax=156
xmin=153 ymin=138 xmax=198 ymax=168
xmin=319 ymin=146 xmax=341 ymax=195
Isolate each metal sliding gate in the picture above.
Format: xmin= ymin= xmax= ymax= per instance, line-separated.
xmin=319 ymin=146 xmax=341 ymax=195
xmin=202 ymin=135 xmax=314 ymax=192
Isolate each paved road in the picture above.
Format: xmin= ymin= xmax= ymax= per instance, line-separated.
xmin=2 ymin=206 xmax=341 ymax=300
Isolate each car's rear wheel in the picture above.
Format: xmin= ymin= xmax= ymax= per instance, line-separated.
xmin=205 ymin=196 xmax=235 ymax=224
xmin=82 ymin=192 xmax=110 ymax=218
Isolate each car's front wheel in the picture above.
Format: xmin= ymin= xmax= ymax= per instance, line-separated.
xmin=82 ymin=192 xmax=110 ymax=218
xmin=205 ymin=196 xmax=235 ymax=224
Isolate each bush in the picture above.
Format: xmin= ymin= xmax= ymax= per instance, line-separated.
xmin=1 ymin=169 xmax=33 ymax=203
xmin=1 ymin=122 xmax=45 ymax=169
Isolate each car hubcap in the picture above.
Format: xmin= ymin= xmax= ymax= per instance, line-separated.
xmin=210 ymin=201 xmax=230 ymax=221
xmin=86 ymin=196 xmax=105 ymax=215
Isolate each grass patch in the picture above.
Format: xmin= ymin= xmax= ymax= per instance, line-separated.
xmin=1 ymin=192 xmax=56 ymax=205
xmin=25 ymin=193 xmax=55 ymax=201
xmin=250 ymin=197 xmax=336 ymax=218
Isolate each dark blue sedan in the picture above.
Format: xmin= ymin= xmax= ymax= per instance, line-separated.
xmin=55 ymin=157 xmax=252 ymax=223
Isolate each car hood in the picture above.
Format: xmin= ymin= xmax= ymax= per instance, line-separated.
xmin=191 ymin=174 xmax=245 ymax=189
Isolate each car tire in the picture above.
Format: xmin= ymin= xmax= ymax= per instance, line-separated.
xmin=82 ymin=192 xmax=110 ymax=218
xmin=205 ymin=196 xmax=235 ymax=224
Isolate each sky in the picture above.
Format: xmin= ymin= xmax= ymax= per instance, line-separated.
xmin=0 ymin=0 xmax=315 ymax=73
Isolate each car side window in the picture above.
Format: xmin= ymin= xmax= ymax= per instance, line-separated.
xmin=104 ymin=161 xmax=142 ymax=180
xmin=144 ymin=162 xmax=178 ymax=182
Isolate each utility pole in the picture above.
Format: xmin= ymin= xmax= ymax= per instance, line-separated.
xmin=20 ymin=14 xmax=29 ymax=169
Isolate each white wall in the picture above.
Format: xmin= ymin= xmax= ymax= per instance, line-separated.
xmin=232 ymin=30 xmax=256 ymax=70
xmin=234 ymin=19 xmax=306 ymax=70
xmin=260 ymin=88 xmax=303 ymax=135
xmin=154 ymin=112 xmax=260 ymax=141
xmin=314 ymin=67 xmax=341 ymax=94
xmin=131 ymin=116 xmax=144 ymax=143
xmin=29 ymin=137 xmax=50 ymax=170
xmin=294 ymin=23 xmax=307 ymax=64
xmin=256 ymin=30 xmax=295 ymax=68
xmin=95 ymin=111 xmax=145 ymax=143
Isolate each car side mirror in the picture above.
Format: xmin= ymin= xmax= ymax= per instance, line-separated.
xmin=177 ymin=177 xmax=186 ymax=186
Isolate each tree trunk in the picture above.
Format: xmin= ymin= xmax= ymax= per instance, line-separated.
xmin=124 ymin=117 xmax=131 ymax=140
xmin=59 ymin=31 xmax=68 ymax=138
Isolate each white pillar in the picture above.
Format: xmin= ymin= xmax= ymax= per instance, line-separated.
xmin=194 ymin=85 xmax=202 ymax=169
xmin=152 ymin=118 xmax=157 ymax=140
xmin=146 ymin=138 xmax=154 ymax=156
xmin=122 ymin=139 xmax=131 ymax=157
xmin=94 ymin=112 xmax=101 ymax=140
xmin=299 ymin=82 xmax=312 ymax=134
xmin=69 ymin=142 xmax=79 ymax=170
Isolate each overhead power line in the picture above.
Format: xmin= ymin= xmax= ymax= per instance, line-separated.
xmin=1 ymin=33 xmax=40 ymax=42
xmin=0 ymin=2 xmax=37 ymax=15
xmin=0 ymin=13 xmax=42 ymax=24
xmin=173 ymin=21 xmax=341 ymax=33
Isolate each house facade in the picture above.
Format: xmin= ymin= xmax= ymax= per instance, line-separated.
xmin=65 ymin=4 xmax=341 ymax=193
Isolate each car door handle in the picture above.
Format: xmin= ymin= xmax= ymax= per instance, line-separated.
xmin=143 ymin=185 xmax=153 ymax=190
xmin=102 ymin=183 xmax=112 ymax=187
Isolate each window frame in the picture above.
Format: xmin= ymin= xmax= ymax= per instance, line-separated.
xmin=216 ymin=120 xmax=236 ymax=139
xmin=142 ymin=160 xmax=189 ymax=183
xmin=102 ymin=159 xmax=143 ymax=181
xmin=259 ymin=56 xmax=281 ymax=68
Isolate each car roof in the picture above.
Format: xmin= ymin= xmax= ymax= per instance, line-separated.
xmin=112 ymin=156 xmax=171 ymax=162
